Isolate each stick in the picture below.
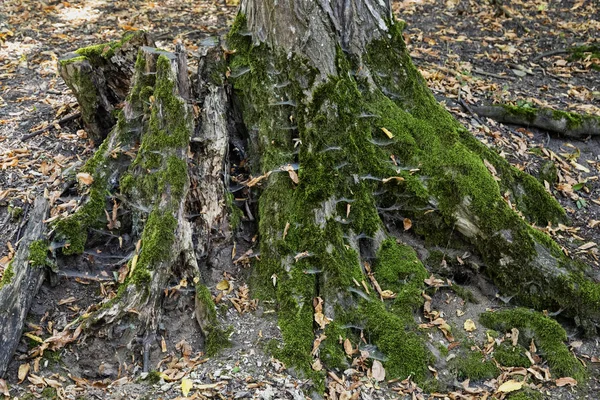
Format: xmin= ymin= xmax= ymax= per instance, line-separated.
xmin=21 ymin=112 xmax=81 ymax=141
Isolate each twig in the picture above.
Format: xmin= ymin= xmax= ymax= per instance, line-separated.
xmin=490 ymin=0 xmax=530 ymax=33
xmin=21 ymin=112 xmax=81 ymax=141
xmin=457 ymin=90 xmax=487 ymax=128
xmin=532 ymin=49 xmax=569 ymax=62
xmin=473 ymin=68 xmax=515 ymax=80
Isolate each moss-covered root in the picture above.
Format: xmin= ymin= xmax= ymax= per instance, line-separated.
xmin=567 ymin=44 xmax=600 ymax=70
xmin=58 ymin=31 xmax=154 ymax=143
xmin=81 ymin=50 xmax=196 ymax=358
xmin=195 ymin=285 xmax=231 ymax=356
xmin=480 ymin=308 xmax=586 ymax=382
xmin=471 ymin=105 xmax=600 ymax=138
xmin=226 ymin=12 xmax=600 ymax=386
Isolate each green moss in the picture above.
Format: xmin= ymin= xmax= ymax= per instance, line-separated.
xmin=480 ymin=308 xmax=586 ymax=382
xmin=74 ymin=32 xmax=137 ymax=62
xmin=568 ymin=44 xmax=600 ymax=70
xmin=537 ymin=160 xmax=558 ymax=185
xmin=449 ymin=284 xmax=478 ymax=304
xmin=205 ymin=326 xmax=233 ymax=356
xmin=54 ymin=185 xmax=108 ymax=255
xmin=41 ymin=387 xmax=58 ymax=399
xmin=226 ymin=192 xmax=244 ymax=230
xmin=507 ymin=389 xmax=544 ymax=400
xmin=58 ymin=55 xmax=87 ymax=66
xmin=501 ymin=104 xmax=537 ymax=122
xmin=494 ymin=341 xmax=531 ymax=368
xmin=0 ymin=260 xmax=14 ymax=289
xmin=136 ymin=211 xmax=177 ymax=271
xmin=28 ymin=240 xmax=53 ymax=268
xmin=195 ymin=285 xmax=231 ymax=356
xmin=7 ymin=204 xmax=23 ymax=220
xmin=144 ymin=370 xmax=162 ymax=384
xmin=451 ymin=347 xmax=500 ymax=380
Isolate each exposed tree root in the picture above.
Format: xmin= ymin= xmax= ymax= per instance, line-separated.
xmin=52 ymin=39 xmax=234 ymax=370
xmin=472 ymin=105 xmax=600 ymax=138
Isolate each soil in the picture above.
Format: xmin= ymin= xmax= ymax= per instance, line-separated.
xmin=0 ymin=0 xmax=598 ymax=399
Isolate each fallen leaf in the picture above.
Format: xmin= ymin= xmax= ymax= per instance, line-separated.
xmin=344 ymin=339 xmax=354 ymax=356
xmin=76 ymin=172 xmax=93 ymax=185
xmin=0 ymin=379 xmax=8 ymax=396
xmin=497 ymin=379 xmax=523 ymax=393
xmin=216 ymin=280 xmax=230 ymax=291
xmin=181 ymin=377 xmax=193 ymax=397
xmin=381 ymin=127 xmax=394 ymax=138
xmin=463 ymin=319 xmax=476 ymax=332
xmin=312 ymin=359 xmax=323 ymax=371
xmin=18 ymin=363 xmax=29 ymax=383
xmin=556 ymin=377 xmax=577 ymax=387
xmin=371 ymin=360 xmax=386 ymax=382
xmin=403 ymin=218 xmax=412 ymax=231
xmin=578 ymin=242 xmax=597 ymax=250
xmin=282 ymin=164 xmax=299 ymax=184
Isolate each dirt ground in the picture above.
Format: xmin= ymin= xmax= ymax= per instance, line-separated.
xmin=0 ymin=0 xmax=599 ymax=399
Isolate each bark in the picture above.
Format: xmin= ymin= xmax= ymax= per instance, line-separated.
xmin=0 ymin=198 xmax=49 ymax=377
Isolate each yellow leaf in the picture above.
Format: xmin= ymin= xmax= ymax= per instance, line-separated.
xmin=23 ymin=333 xmax=43 ymax=343
xmin=181 ymin=377 xmax=193 ymax=396
xmin=497 ymin=380 xmax=523 ymax=393
xmin=216 ymin=280 xmax=230 ymax=291
xmin=463 ymin=319 xmax=477 ymax=332
xmin=381 ymin=127 xmax=394 ymax=138
xmin=128 ymin=254 xmax=138 ymax=278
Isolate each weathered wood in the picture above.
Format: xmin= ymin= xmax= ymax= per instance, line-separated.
xmin=472 ymin=105 xmax=600 ymax=138
xmin=0 ymin=197 xmax=49 ymax=377
xmin=58 ymin=32 xmax=154 ymax=143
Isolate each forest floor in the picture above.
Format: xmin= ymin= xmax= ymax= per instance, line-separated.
xmin=0 ymin=0 xmax=599 ymax=399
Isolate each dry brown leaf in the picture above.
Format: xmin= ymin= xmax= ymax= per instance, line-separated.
xmin=578 ymin=242 xmax=597 ymax=250
xmin=556 ymin=377 xmax=577 ymax=387
xmin=371 ymin=360 xmax=386 ymax=382
xmin=511 ymin=327 xmax=519 ymax=346
xmin=176 ymin=339 xmax=192 ymax=358
xmin=282 ymin=164 xmax=299 ymax=184
xmin=344 ymin=339 xmax=354 ymax=356
xmin=18 ymin=363 xmax=29 ymax=383
xmin=76 ymin=172 xmax=93 ymax=185
xmin=403 ymin=218 xmax=412 ymax=231
xmin=0 ymin=379 xmax=8 ymax=396
xmin=312 ymin=358 xmax=323 ymax=371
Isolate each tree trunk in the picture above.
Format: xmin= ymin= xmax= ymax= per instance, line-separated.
xmin=2 ymin=0 xmax=599 ymax=390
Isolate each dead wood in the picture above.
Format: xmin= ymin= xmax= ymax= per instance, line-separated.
xmin=0 ymin=197 xmax=49 ymax=377
xmin=58 ymin=32 xmax=154 ymax=143
xmin=472 ymin=105 xmax=600 ymax=138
